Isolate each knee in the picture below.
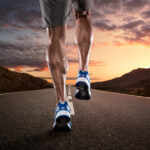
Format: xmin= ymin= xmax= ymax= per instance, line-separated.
xmin=46 ymin=26 xmax=66 ymax=45
xmin=53 ymin=26 xmax=66 ymax=43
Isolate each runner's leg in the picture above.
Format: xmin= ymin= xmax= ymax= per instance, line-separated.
xmin=39 ymin=0 xmax=71 ymax=104
xmin=72 ymin=0 xmax=93 ymax=100
xmin=72 ymin=0 xmax=93 ymax=71
xmin=46 ymin=25 xmax=68 ymax=104
xmin=75 ymin=10 xmax=93 ymax=71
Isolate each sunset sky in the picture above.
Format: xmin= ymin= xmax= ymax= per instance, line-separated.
xmin=0 ymin=0 xmax=150 ymax=85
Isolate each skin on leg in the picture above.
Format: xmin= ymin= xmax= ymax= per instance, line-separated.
xmin=74 ymin=10 xmax=93 ymax=71
xmin=46 ymin=25 xmax=69 ymax=105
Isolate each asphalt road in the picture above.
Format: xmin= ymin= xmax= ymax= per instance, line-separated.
xmin=0 ymin=86 xmax=150 ymax=150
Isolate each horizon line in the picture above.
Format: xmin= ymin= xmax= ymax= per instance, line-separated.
xmin=36 ymin=76 xmax=101 ymax=80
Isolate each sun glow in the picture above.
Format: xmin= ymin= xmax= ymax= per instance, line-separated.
xmin=145 ymin=66 xmax=150 ymax=69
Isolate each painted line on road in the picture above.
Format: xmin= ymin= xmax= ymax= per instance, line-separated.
xmin=68 ymin=85 xmax=72 ymax=96
xmin=68 ymin=96 xmax=72 ymax=100
xmin=68 ymin=101 xmax=75 ymax=115
xmin=67 ymin=85 xmax=75 ymax=115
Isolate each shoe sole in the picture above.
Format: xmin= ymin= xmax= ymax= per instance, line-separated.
xmin=75 ymin=81 xmax=90 ymax=100
xmin=53 ymin=116 xmax=71 ymax=131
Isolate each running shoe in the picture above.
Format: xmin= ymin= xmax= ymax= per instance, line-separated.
xmin=75 ymin=70 xmax=91 ymax=100
xmin=53 ymin=101 xmax=71 ymax=131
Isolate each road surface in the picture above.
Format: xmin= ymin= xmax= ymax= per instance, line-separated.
xmin=0 ymin=86 xmax=150 ymax=150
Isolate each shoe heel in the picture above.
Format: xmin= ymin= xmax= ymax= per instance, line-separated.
xmin=56 ymin=115 xmax=70 ymax=124
xmin=75 ymin=82 xmax=91 ymax=100
xmin=56 ymin=116 xmax=71 ymax=128
xmin=76 ymin=82 xmax=88 ymax=90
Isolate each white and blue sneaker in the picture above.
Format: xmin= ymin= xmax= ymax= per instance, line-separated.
xmin=75 ymin=70 xmax=91 ymax=100
xmin=53 ymin=101 xmax=71 ymax=131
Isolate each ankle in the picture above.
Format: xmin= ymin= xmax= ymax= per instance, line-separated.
xmin=56 ymin=99 xmax=68 ymax=105
xmin=79 ymin=70 xmax=89 ymax=74
xmin=79 ymin=68 xmax=88 ymax=72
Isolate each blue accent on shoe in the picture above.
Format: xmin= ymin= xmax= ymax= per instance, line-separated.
xmin=77 ymin=70 xmax=90 ymax=82
xmin=75 ymin=70 xmax=91 ymax=100
xmin=53 ymin=101 xmax=71 ymax=131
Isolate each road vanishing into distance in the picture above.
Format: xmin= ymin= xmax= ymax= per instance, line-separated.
xmin=0 ymin=86 xmax=150 ymax=150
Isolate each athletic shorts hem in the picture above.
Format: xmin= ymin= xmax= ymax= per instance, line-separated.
xmin=42 ymin=21 xmax=68 ymax=29
xmin=39 ymin=0 xmax=93 ymax=29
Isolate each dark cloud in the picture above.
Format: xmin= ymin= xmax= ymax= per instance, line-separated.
xmin=15 ymin=35 xmax=32 ymax=41
xmin=0 ymin=0 xmax=41 ymax=30
xmin=120 ymin=23 xmax=150 ymax=45
xmin=91 ymin=0 xmax=149 ymax=32
xmin=0 ymin=0 xmax=150 ymax=50
xmin=122 ymin=16 xmax=137 ymax=22
xmin=123 ymin=0 xmax=148 ymax=12
xmin=0 ymin=40 xmax=104 ymax=70
xmin=93 ymin=22 xmax=117 ymax=31
xmin=91 ymin=10 xmax=104 ymax=18
xmin=92 ymin=0 xmax=123 ymax=22
xmin=94 ymin=0 xmax=122 ymax=10
xmin=141 ymin=10 xmax=150 ymax=19
xmin=109 ymin=18 xmax=150 ymax=45
xmin=0 ymin=40 xmax=47 ymax=69
xmin=0 ymin=0 xmax=148 ymax=32
xmin=134 ymin=25 xmax=150 ymax=40
xmin=120 ymin=20 xmax=145 ymax=30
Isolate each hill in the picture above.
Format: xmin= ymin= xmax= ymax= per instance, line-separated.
xmin=0 ymin=66 xmax=53 ymax=94
xmin=91 ymin=68 xmax=150 ymax=97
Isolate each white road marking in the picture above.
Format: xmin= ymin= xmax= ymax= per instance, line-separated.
xmin=67 ymin=85 xmax=75 ymax=115
xmin=68 ymin=101 xmax=75 ymax=115
xmin=68 ymin=85 xmax=72 ymax=95
xmin=68 ymin=96 xmax=72 ymax=100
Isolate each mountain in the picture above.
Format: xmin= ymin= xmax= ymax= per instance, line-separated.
xmin=91 ymin=68 xmax=150 ymax=97
xmin=0 ymin=66 xmax=53 ymax=94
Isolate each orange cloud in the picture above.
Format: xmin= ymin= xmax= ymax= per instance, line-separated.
xmin=14 ymin=66 xmax=23 ymax=72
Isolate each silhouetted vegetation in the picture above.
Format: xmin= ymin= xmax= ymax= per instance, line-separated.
xmin=0 ymin=66 xmax=53 ymax=94
xmin=91 ymin=68 xmax=150 ymax=97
